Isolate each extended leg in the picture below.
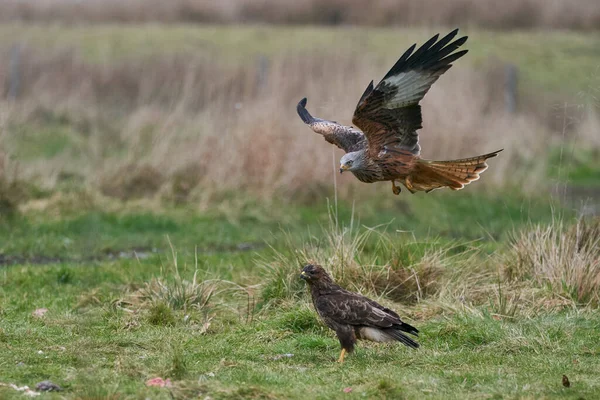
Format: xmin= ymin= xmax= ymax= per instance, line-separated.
xmin=391 ymin=181 xmax=401 ymax=195
xmin=337 ymin=348 xmax=347 ymax=363
xmin=404 ymin=177 xmax=416 ymax=194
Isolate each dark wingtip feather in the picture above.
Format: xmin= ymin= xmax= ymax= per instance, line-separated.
xmin=454 ymin=35 xmax=468 ymax=47
xmin=383 ymin=29 xmax=469 ymax=80
xmin=356 ymin=80 xmax=374 ymax=109
xmin=437 ymin=49 xmax=469 ymax=67
xmin=297 ymin=98 xmax=314 ymax=124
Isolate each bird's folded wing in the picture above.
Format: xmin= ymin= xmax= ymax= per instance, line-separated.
xmin=315 ymin=292 xmax=402 ymax=328
xmin=297 ymin=98 xmax=365 ymax=153
xmin=352 ymin=29 xmax=468 ymax=158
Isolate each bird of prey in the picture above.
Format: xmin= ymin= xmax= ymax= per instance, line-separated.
xmin=297 ymin=29 xmax=502 ymax=195
xmin=300 ymin=264 xmax=419 ymax=363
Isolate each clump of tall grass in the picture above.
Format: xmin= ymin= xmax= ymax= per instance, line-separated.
xmin=134 ymin=272 xmax=219 ymax=317
xmin=505 ymin=218 xmax=600 ymax=307
xmin=258 ymin=204 xmax=453 ymax=305
xmin=0 ymin=178 xmax=18 ymax=220
xmin=258 ymin=204 xmax=600 ymax=317
xmin=128 ymin=244 xmax=240 ymax=328
xmin=100 ymin=164 xmax=164 ymax=201
xmin=0 ymin=154 xmax=37 ymax=220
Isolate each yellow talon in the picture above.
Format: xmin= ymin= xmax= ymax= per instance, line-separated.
xmin=404 ymin=177 xmax=416 ymax=194
xmin=337 ymin=348 xmax=346 ymax=363
xmin=391 ymin=181 xmax=401 ymax=195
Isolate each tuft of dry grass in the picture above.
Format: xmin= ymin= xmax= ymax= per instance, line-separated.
xmin=132 ymin=272 xmax=219 ymax=317
xmin=505 ymin=218 xmax=600 ymax=306
xmin=2 ymin=0 xmax=599 ymax=30
xmin=124 ymin=242 xmax=254 ymax=329
xmin=100 ymin=164 xmax=165 ymax=201
xmin=258 ymin=206 xmax=453 ymax=305
xmin=0 ymin=119 xmax=16 ymax=219
xmin=0 ymin=158 xmax=35 ymax=220
xmin=260 ymin=204 xmax=600 ymax=317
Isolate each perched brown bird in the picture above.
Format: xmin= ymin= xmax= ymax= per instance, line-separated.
xmin=297 ymin=29 xmax=502 ymax=195
xmin=562 ymin=375 xmax=571 ymax=388
xmin=300 ymin=264 xmax=419 ymax=363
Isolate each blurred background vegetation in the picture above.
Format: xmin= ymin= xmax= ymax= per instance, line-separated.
xmin=0 ymin=17 xmax=599 ymax=214
xmin=0 ymin=1 xmax=599 ymax=214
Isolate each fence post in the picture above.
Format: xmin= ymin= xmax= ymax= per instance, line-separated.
xmin=8 ymin=44 xmax=23 ymax=101
xmin=256 ymin=54 xmax=269 ymax=90
xmin=504 ymin=64 xmax=518 ymax=114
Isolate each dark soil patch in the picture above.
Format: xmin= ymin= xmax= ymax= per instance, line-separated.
xmin=0 ymin=242 xmax=264 ymax=266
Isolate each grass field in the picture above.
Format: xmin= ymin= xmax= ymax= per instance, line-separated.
xmin=1 ymin=192 xmax=599 ymax=399
xmin=1 ymin=23 xmax=600 ymax=399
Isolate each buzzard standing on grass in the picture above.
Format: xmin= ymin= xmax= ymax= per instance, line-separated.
xmin=297 ymin=29 xmax=502 ymax=195
xmin=300 ymin=264 xmax=419 ymax=363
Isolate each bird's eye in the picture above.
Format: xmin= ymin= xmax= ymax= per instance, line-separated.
xmin=347 ymin=160 xmax=353 ymax=166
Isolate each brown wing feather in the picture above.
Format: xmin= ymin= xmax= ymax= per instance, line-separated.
xmin=315 ymin=289 xmax=409 ymax=330
xmin=352 ymin=29 xmax=468 ymax=158
xmin=297 ymin=98 xmax=365 ymax=153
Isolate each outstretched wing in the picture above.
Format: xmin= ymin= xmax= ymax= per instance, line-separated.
xmin=297 ymin=98 xmax=365 ymax=153
xmin=352 ymin=29 xmax=468 ymax=158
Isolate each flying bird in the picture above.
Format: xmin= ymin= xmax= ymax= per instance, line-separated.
xmin=300 ymin=264 xmax=419 ymax=363
xmin=297 ymin=29 xmax=502 ymax=195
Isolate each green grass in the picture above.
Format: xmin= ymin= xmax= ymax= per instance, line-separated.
xmin=548 ymin=145 xmax=600 ymax=186
xmin=1 ymin=193 xmax=598 ymax=398
xmin=1 ymin=276 xmax=599 ymax=399
xmin=2 ymin=24 xmax=599 ymax=95
xmin=0 ymin=190 xmax=563 ymax=259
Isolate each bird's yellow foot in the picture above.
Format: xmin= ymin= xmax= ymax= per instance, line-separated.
xmin=337 ymin=348 xmax=346 ymax=363
xmin=391 ymin=181 xmax=401 ymax=195
xmin=404 ymin=177 xmax=416 ymax=194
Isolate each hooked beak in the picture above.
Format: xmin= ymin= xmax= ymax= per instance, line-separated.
xmin=340 ymin=164 xmax=349 ymax=174
xmin=300 ymin=270 xmax=308 ymax=280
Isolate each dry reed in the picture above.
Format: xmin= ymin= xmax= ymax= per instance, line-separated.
xmin=505 ymin=218 xmax=600 ymax=306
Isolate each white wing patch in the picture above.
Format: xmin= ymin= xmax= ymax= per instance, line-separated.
xmin=382 ymin=71 xmax=439 ymax=109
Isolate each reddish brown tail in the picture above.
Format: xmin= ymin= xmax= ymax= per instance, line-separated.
xmin=409 ymin=149 xmax=503 ymax=193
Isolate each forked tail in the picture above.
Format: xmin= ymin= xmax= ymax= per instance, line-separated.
xmin=409 ymin=149 xmax=503 ymax=193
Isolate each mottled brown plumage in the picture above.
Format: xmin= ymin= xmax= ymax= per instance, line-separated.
xmin=297 ymin=29 xmax=502 ymax=195
xmin=300 ymin=264 xmax=419 ymax=363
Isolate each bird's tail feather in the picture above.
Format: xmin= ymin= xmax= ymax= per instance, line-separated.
xmin=411 ymin=149 xmax=503 ymax=192
xmin=384 ymin=328 xmax=420 ymax=349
